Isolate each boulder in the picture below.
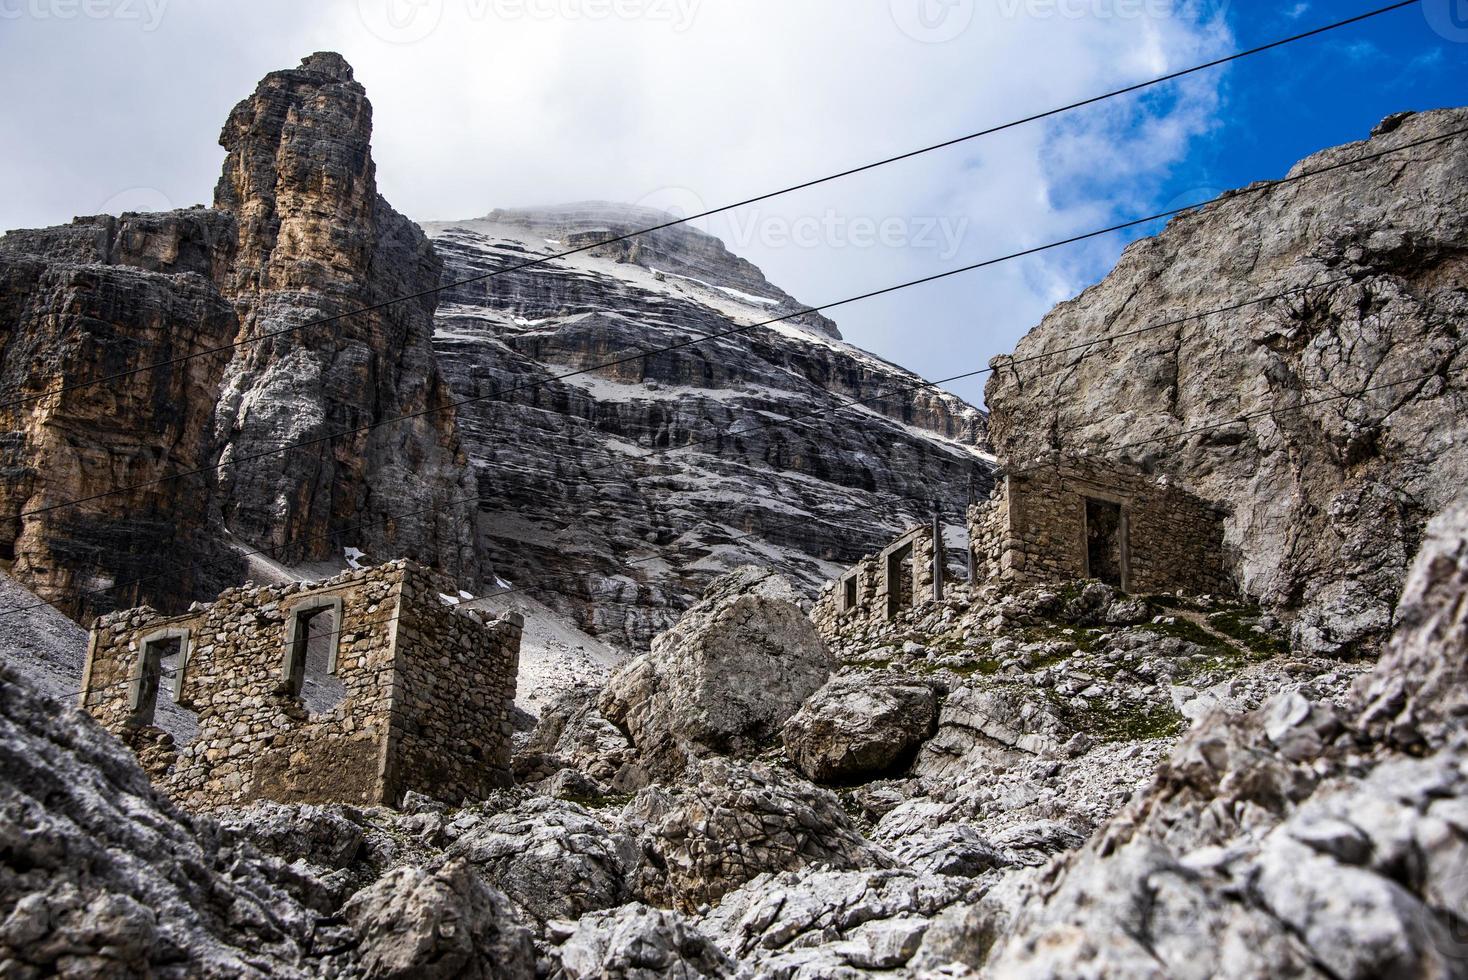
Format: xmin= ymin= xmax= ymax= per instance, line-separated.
xmin=448 ymin=798 xmax=641 ymax=929
xmin=343 ymin=858 xmax=535 ymax=980
xmin=554 ymin=904 xmax=733 ymax=979
xmin=628 ymin=759 xmax=892 ymax=911
xmin=781 ymin=674 xmax=938 ymax=783
xmin=600 ymin=568 xmax=834 ymax=775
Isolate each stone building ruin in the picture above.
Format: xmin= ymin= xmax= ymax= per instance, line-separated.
xmin=814 ymin=521 xmax=949 ymax=642
xmin=78 ymin=560 xmax=522 ymax=809
xmin=816 ymin=458 xmax=1232 ymax=644
xmin=969 ymin=457 xmax=1231 ymax=596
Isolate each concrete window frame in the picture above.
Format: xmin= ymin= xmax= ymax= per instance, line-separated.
xmin=129 ymin=627 xmax=192 ymax=721
xmin=281 ymin=595 xmax=345 ymax=698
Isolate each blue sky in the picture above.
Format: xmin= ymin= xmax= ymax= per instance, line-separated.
xmin=0 ymin=0 xmax=1463 ymax=408
xmin=1146 ymin=2 xmax=1468 ymax=231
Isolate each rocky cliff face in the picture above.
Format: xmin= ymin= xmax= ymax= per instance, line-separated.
xmin=210 ymin=53 xmax=482 ymax=580
xmin=0 ymin=210 xmax=245 ymax=614
xmin=0 ymin=53 xmax=482 ymax=619
xmin=984 ymin=109 xmax=1468 ymax=654
xmin=423 ymin=205 xmax=992 ymax=647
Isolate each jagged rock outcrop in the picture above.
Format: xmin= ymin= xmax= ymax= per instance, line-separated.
xmin=210 ymin=52 xmax=482 ymax=580
xmin=0 ymin=660 xmax=319 ymax=977
xmin=699 ymin=867 xmax=983 ymax=976
xmin=781 ymin=675 xmax=938 ymax=783
xmin=599 ymin=568 xmax=834 ymax=775
xmin=0 ymin=210 xmax=246 ymax=617
xmin=0 ymin=52 xmax=482 ymax=621
xmin=982 ymin=496 xmax=1468 ymax=977
xmin=447 ymin=797 xmax=643 ymax=930
xmin=628 ymin=759 xmax=894 ymax=912
xmin=985 ymin=108 xmax=1468 ymax=654
xmin=424 ymin=206 xmax=993 ymax=646
xmin=343 ymin=858 xmax=535 ymax=980
xmin=551 ymin=904 xmax=734 ymax=980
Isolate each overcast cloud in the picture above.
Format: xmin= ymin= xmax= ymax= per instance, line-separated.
xmin=0 ymin=0 xmax=1244 ymax=405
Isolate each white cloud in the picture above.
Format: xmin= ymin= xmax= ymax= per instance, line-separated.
xmin=0 ymin=0 xmax=1234 ymax=407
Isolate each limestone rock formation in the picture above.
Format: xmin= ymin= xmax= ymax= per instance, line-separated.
xmin=0 ymin=660 xmax=316 ymax=977
xmin=628 ymin=759 xmax=894 ymax=912
xmin=0 ymin=52 xmax=483 ymax=621
xmin=699 ymin=867 xmax=982 ymax=976
xmin=552 ymin=904 xmax=734 ymax=980
xmin=0 ymin=210 xmax=245 ymax=617
xmin=781 ymin=674 xmax=938 ymax=783
xmin=447 ymin=797 xmax=643 ymax=930
xmin=210 ymin=52 xmax=482 ymax=581
xmin=424 ymin=206 xmax=993 ymax=647
xmin=983 ymin=496 xmax=1468 ymax=977
xmin=343 ymin=858 xmax=535 ymax=980
xmin=985 ymin=108 xmax=1468 ymax=654
xmin=599 ymin=567 xmax=834 ymax=775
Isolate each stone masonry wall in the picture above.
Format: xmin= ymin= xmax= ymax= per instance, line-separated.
xmin=968 ymin=458 xmax=1232 ymax=597
xmin=79 ymin=560 xmax=519 ymax=809
xmin=814 ymin=524 xmax=944 ymax=647
xmin=388 ymin=572 xmax=521 ymax=804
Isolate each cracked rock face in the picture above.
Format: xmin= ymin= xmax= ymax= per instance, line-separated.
xmin=983 ymin=496 xmax=1468 ymax=978
xmin=599 ymin=567 xmax=834 ymax=775
xmin=0 ymin=52 xmax=484 ymax=621
xmin=781 ymin=675 xmax=939 ymax=783
xmin=627 ymin=758 xmax=893 ymax=913
xmin=0 ymin=661 xmax=318 ymax=977
xmin=423 ymin=206 xmax=992 ymax=648
xmin=984 ymin=108 xmax=1468 ymax=655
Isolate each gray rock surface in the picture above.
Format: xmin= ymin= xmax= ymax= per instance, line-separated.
xmin=781 ymin=674 xmax=938 ymax=783
xmin=448 ymin=797 xmax=642 ymax=930
xmin=983 ymin=496 xmax=1468 ymax=978
xmin=699 ymin=868 xmax=981 ymax=977
xmin=985 ymin=108 xmax=1468 ymax=654
xmin=0 ymin=661 xmax=315 ymax=977
xmin=343 ymin=858 xmax=535 ymax=980
xmin=628 ymin=759 xmax=894 ymax=912
xmin=424 ymin=206 xmax=992 ymax=648
xmin=553 ymin=904 xmax=734 ymax=979
xmin=600 ymin=568 xmax=835 ymax=775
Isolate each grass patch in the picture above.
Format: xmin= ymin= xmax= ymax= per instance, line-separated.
xmin=1018 ymin=624 xmax=1102 ymax=654
xmin=1137 ymin=616 xmax=1227 ymax=651
xmin=1047 ymin=691 xmax=1186 ymax=743
xmin=1207 ymin=609 xmax=1289 ymax=657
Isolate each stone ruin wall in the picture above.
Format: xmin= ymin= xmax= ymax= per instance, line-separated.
xmin=79 ymin=560 xmax=520 ymax=809
xmin=386 ymin=570 xmax=520 ymax=802
xmin=813 ymin=524 xmax=945 ymax=649
xmin=968 ymin=459 xmax=1233 ymax=597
